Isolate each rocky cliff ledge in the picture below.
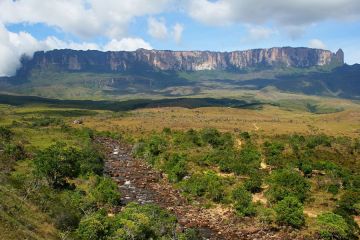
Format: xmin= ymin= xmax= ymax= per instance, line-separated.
xmin=22 ymin=47 xmax=344 ymax=73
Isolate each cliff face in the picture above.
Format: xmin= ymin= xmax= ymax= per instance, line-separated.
xmin=24 ymin=47 xmax=344 ymax=73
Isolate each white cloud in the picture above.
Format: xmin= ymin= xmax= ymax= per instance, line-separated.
xmin=147 ymin=17 xmax=168 ymax=40
xmin=186 ymin=0 xmax=360 ymax=37
xmin=247 ymin=26 xmax=277 ymax=41
xmin=308 ymin=39 xmax=327 ymax=49
xmin=0 ymin=0 xmax=172 ymax=39
xmin=172 ymin=23 xmax=184 ymax=44
xmin=103 ymin=38 xmax=152 ymax=51
xmin=0 ymin=23 xmax=152 ymax=76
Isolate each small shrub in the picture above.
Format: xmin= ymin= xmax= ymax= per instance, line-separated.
xmin=0 ymin=126 xmax=13 ymax=142
xmin=327 ymin=184 xmax=340 ymax=196
xmin=266 ymin=169 xmax=310 ymax=203
xmin=181 ymin=171 xmax=225 ymax=202
xmin=244 ymin=174 xmax=263 ymax=193
xmin=316 ymin=212 xmax=350 ymax=240
xmin=257 ymin=207 xmax=276 ymax=224
xmin=163 ymin=153 xmax=188 ymax=182
xmin=274 ymin=196 xmax=305 ymax=228
xmin=89 ymin=176 xmax=120 ymax=207
xmin=147 ymin=135 xmax=167 ymax=156
xmin=76 ymin=211 xmax=110 ymax=240
xmin=232 ymin=186 xmax=256 ymax=217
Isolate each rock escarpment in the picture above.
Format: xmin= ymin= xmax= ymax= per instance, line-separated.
xmin=21 ymin=47 xmax=344 ymax=73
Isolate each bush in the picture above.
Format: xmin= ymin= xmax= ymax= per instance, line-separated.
xmin=201 ymin=128 xmax=233 ymax=149
xmin=79 ymin=147 xmax=104 ymax=175
xmin=266 ymin=169 xmax=310 ymax=203
xmin=163 ymin=153 xmax=188 ymax=182
xmin=201 ymin=128 xmax=222 ymax=147
xmin=337 ymin=190 xmax=360 ymax=215
xmin=274 ymin=196 xmax=305 ymax=228
xmin=327 ymin=184 xmax=340 ymax=196
xmin=316 ymin=213 xmax=350 ymax=240
xmin=3 ymin=143 xmax=26 ymax=161
xmin=257 ymin=206 xmax=276 ymax=224
xmin=89 ymin=176 xmax=121 ymax=207
xmin=232 ymin=186 xmax=256 ymax=217
xmin=0 ymin=126 xmax=13 ymax=142
xmin=109 ymin=203 xmax=177 ymax=239
xmin=216 ymin=146 xmax=261 ymax=175
xmin=244 ymin=174 xmax=263 ymax=193
xmin=76 ymin=211 xmax=111 ymax=240
xmin=181 ymin=171 xmax=225 ymax=202
xmin=263 ymin=141 xmax=285 ymax=167
xmin=34 ymin=143 xmax=81 ymax=188
xmin=147 ymin=135 xmax=167 ymax=156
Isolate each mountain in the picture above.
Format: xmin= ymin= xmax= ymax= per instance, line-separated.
xmin=16 ymin=47 xmax=344 ymax=74
xmin=1 ymin=47 xmax=359 ymax=100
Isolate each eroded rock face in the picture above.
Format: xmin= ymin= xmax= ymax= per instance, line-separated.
xmin=25 ymin=47 xmax=344 ymax=73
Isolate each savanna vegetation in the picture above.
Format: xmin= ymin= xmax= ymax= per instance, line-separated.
xmin=0 ymin=106 xmax=199 ymax=240
xmin=0 ymin=98 xmax=359 ymax=239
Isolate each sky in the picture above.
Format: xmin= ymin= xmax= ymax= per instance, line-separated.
xmin=1 ymin=0 xmax=360 ymax=76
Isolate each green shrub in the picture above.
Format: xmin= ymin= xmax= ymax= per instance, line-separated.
xmin=34 ymin=143 xmax=81 ymax=188
xmin=163 ymin=153 xmax=188 ymax=182
xmin=244 ymin=174 xmax=263 ymax=193
xmin=76 ymin=211 xmax=111 ymax=240
xmin=263 ymin=141 xmax=285 ymax=167
xmin=79 ymin=147 xmax=104 ymax=175
xmin=274 ymin=196 xmax=305 ymax=228
xmin=201 ymin=128 xmax=233 ymax=149
xmin=3 ymin=143 xmax=26 ymax=161
xmin=232 ymin=186 xmax=256 ymax=217
xmin=306 ymin=135 xmax=332 ymax=149
xmin=316 ymin=212 xmax=350 ymax=240
xmin=327 ymin=184 xmax=340 ymax=196
xmin=89 ymin=176 xmax=120 ymax=207
xmin=257 ymin=206 xmax=276 ymax=224
xmin=0 ymin=126 xmax=13 ymax=142
xmin=337 ymin=190 xmax=360 ymax=215
xmin=111 ymin=203 xmax=177 ymax=239
xmin=266 ymin=169 xmax=310 ymax=203
xmin=216 ymin=146 xmax=261 ymax=175
xmin=147 ymin=135 xmax=167 ymax=156
xmin=181 ymin=171 xmax=225 ymax=202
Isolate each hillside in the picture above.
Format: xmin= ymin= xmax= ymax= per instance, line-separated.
xmin=2 ymin=47 xmax=359 ymax=100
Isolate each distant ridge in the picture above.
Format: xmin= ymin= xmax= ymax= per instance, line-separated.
xmin=16 ymin=47 xmax=344 ymax=75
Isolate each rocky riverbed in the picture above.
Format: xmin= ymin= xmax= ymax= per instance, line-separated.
xmin=94 ymin=136 xmax=307 ymax=240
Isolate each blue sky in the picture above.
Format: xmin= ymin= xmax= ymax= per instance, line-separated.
xmin=1 ymin=0 xmax=360 ymax=76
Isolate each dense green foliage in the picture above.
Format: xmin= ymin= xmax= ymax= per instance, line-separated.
xmin=232 ymin=186 xmax=256 ymax=217
xmin=274 ymin=196 xmax=305 ymax=228
xmin=266 ymin=169 xmax=311 ymax=203
xmin=316 ymin=213 xmax=350 ymax=240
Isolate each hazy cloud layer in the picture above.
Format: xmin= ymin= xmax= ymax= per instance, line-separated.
xmin=187 ymin=0 xmax=360 ymax=34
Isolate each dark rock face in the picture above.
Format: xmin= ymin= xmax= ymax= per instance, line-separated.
xmin=23 ymin=47 xmax=344 ymax=73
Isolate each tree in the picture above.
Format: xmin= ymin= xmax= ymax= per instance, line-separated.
xmin=274 ymin=196 xmax=305 ymax=228
xmin=34 ymin=143 xmax=80 ymax=188
xmin=266 ymin=169 xmax=310 ymax=203
xmin=316 ymin=212 xmax=350 ymax=240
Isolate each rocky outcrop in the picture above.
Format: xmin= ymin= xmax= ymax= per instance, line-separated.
xmin=22 ymin=47 xmax=344 ymax=73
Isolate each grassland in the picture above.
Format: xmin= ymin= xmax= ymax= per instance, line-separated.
xmin=0 ymin=91 xmax=359 ymax=239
